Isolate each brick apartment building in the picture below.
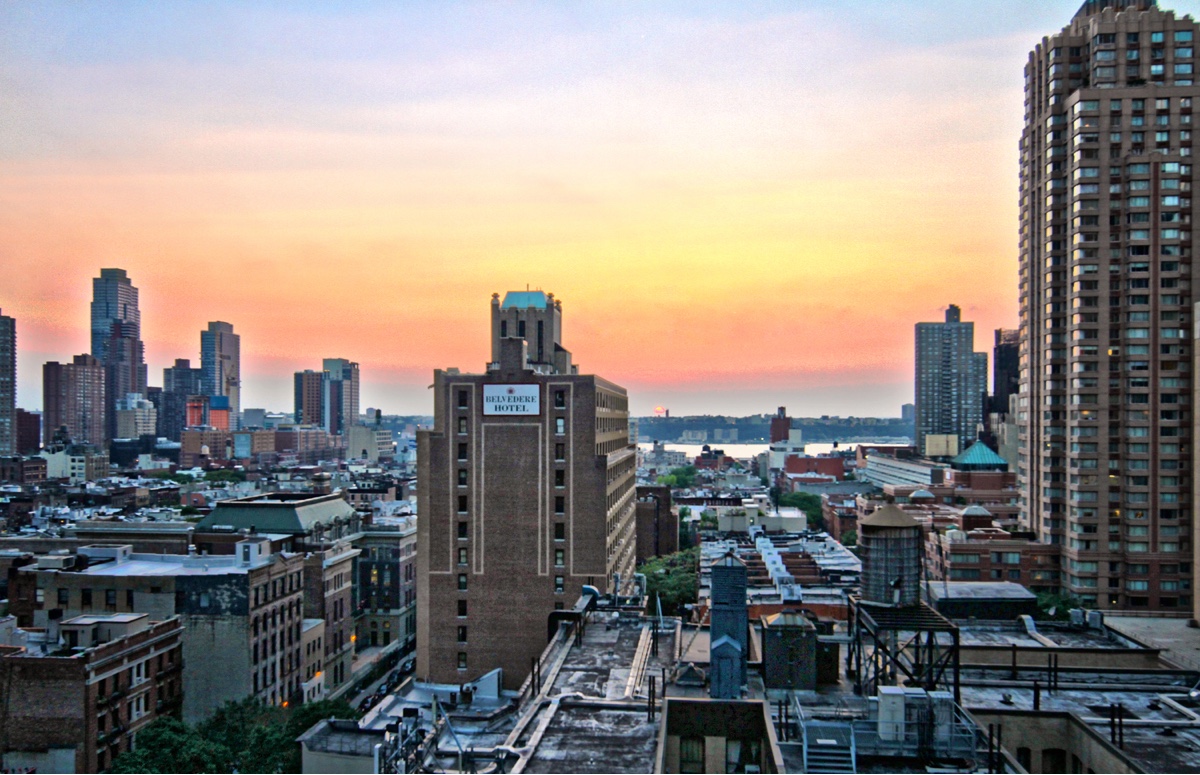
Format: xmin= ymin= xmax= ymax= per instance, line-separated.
xmin=194 ymin=490 xmax=364 ymax=695
xmin=0 ymin=613 xmax=183 ymax=773
xmin=9 ymin=540 xmax=307 ymax=723
xmin=355 ymin=518 xmax=417 ymax=654
xmin=417 ymin=291 xmax=637 ymax=689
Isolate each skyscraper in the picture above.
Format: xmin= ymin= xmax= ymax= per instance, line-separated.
xmin=1019 ymin=0 xmax=1198 ymax=611
xmin=160 ymin=359 xmax=204 ymax=441
xmin=90 ymin=269 xmax=140 ymax=366
xmin=201 ymin=322 xmax=240 ymax=429
xmin=0 ymin=309 xmax=14 ymax=455
xmin=91 ymin=269 xmax=146 ymax=443
xmin=43 ymin=356 xmax=106 ymax=447
xmin=416 ymin=291 xmax=636 ymax=689
xmin=103 ymin=322 xmax=148 ymax=442
xmin=321 ymin=358 xmax=359 ymax=435
xmin=914 ymin=305 xmax=987 ymax=457
xmin=293 ymin=370 xmax=328 ymax=428
xmin=991 ymin=329 xmax=1021 ymax=416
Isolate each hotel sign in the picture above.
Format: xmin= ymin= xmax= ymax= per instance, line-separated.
xmin=483 ymin=384 xmax=541 ymax=415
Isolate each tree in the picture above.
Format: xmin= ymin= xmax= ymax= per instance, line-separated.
xmin=1036 ymin=591 xmax=1082 ymax=621
xmin=678 ymin=506 xmax=691 ymax=519
xmin=668 ymin=466 xmax=697 ymax=488
xmin=112 ymin=696 xmax=360 ymax=774
xmin=109 ymin=717 xmax=233 ymax=774
xmin=840 ymin=529 xmax=857 ymax=548
xmin=778 ymin=492 xmax=824 ymax=530
xmin=639 ymin=548 xmax=699 ymax=616
xmin=280 ymin=699 xmax=358 ymax=772
xmin=204 ymin=469 xmax=246 ymax=484
xmin=142 ymin=470 xmax=193 ymax=485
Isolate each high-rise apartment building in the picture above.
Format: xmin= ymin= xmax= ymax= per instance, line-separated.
xmin=103 ymin=323 xmax=148 ymax=442
xmin=991 ymin=329 xmax=1021 ymax=416
xmin=294 ymin=369 xmax=328 ymax=427
xmin=0 ymin=309 xmax=14 ymax=455
xmin=914 ymin=305 xmax=988 ymax=457
xmin=42 ymin=356 xmax=106 ymax=447
xmin=90 ymin=268 xmax=140 ymax=366
xmin=160 ymin=359 xmax=204 ymax=441
xmin=201 ymin=321 xmax=241 ymax=430
xmin=1019 ymin=0 xmax=1199 ymax=611
xmin=322 ymin=358 xmax=359 ymax=435
xmin=91 ymin=269 xmax=147 ymax=444
xmin=416 ymin=291 xmax=636 ymax=689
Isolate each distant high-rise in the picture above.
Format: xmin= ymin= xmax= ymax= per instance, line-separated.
xmin=160 ymin=359 xmax=204 ymax=441
xmin=990 ymin=329 xmax=1020 ymax=416
xmin=15 ymin=409 xmax=40 ymax=455
xmin=91 ymin=269 xmax=146 ymax=443
xmin=90 ymin=269 xmax=140 ymax=366
xmin=43 ymin=356 xmax=106 ymax=447
xmin=201 ymin=322 xmax=240 ymax=430
xmin=1018 ymin=0 xmax=1199 ymax=611
xmin=914 ymin=305 xmax=987 ymax=457
xmin=103 ymin=322 xmax=148 ymax=442
xmin=0 ymin=309 xmax=14 ymax=455
xmin=294 ymin=370 xmax=328 ymax=427
xmin=322 ymin=358 xmax=359 ymax=435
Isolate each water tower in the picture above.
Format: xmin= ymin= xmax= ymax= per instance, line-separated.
xmin=850 ymin=504 xmax=961 ymax=703
xmin=859 ymin=504 xmax=923 ymax=607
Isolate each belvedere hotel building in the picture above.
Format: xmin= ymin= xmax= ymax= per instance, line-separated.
xmin=416 ymin=291 xmax=637 ymax=688
xmin=1019 ymin=0 xmax=1200 ymax=611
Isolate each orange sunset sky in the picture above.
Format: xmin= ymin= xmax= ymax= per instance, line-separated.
xmin=6 ymin=1 xmax=1198 ymax=417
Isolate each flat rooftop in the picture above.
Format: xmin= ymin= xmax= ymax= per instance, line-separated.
xmin=523 ymin=706 xmax=658 ymax=774
xmin=73 ymin=552 xmax=274 ymax=576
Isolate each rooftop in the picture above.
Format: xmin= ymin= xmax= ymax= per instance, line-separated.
xmin=195 ymin=491 xmax=356 ymax=535
xmin=296 ymin=719 xmax=385 ymax=757
xmin=500 ymin=290 xmax=549 ymax=310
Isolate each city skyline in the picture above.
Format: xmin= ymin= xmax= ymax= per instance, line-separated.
xmin=6 ymin=1 xmax=1200 ymax=417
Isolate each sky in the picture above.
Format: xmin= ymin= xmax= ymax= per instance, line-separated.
xmin=5 ymin=1 xmax=1200 ymax=418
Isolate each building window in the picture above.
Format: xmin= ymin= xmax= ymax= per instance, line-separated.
xmin=457 ymin=443 xmax=468 ymax=461
xmin=554 ymin=576 xmax=564 ymax=594
xmin=458 ymin=469 xmax=468 ymax=486
xmin=458 ymin=496 xmax=468 ymax=514
xmin=82 ymin=588 xmax=92 ymax=607
xmin=555 ymin=418 xmax=565 ymax=434
xmin=457 ymin=417 xmax=467 ymax=434
xmin=555 ymin=443 xmax=565 ymax=460
xmin=554 ymin=390 xmax=566 ymax=408
xmin=458 ymin=548 xmax=468 ymax=565
xmin=458 ymin=574 xmax=468 ymax=591
xmin=555 ymin=496 xmax=565 ymax=515
xmin=126 ymin=589 xmax=134 ymax=609
xmin=555 ymin=549 xmax=565 ymax=567
xmin=457 ymin=390 xmax=468 ymax=408
xmin=457 ymin=652 xmax=468 ymax=670
xmin=57 ymin=588 xmax=68 ymax=606
xmin=105 ymin=590 xmax=117 ymax=608
xmin=457 ymin=626 xmax=468 ymax=643
xmin=555 ymin=522 xmax=565 ymax=541
xmin=554 ymin=469 xmax=565 ymax=487
xmin=458 ymin=520 xmax=468 ymax=538
xmin=457 ymin=600 xmax=467 ymax=617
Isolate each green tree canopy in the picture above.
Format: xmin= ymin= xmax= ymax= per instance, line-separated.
xmin=639 ymin=547 xmax=699 ymax=617
xmin=112 ymin=697 xmax=359 ymax=774
xmin=204 ymin=469 xmax=247 ymax=483
xmin=777 ymin=492 xmax=824 ymax=530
